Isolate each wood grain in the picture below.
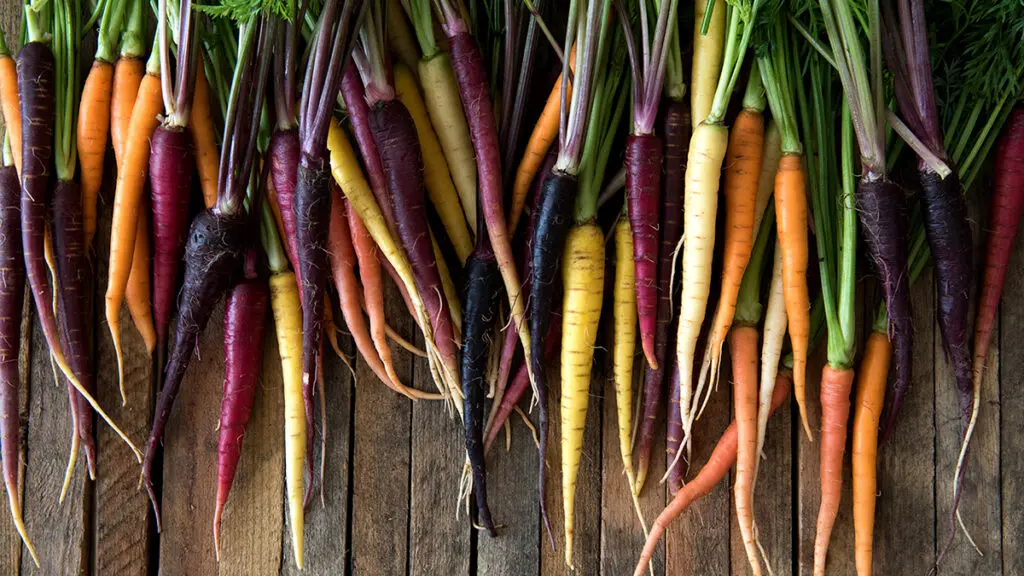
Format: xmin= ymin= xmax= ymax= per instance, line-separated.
xmin=350 ymin=280 xmax=412 ymax=576
xmin=1000 ymin=211 xmax=1024 ymax=576
xmin=475 ymin=405 xmax=541 ymax=576
xmin=20 ymin=321 xmax=90 ymax=576
xmin=219 ymin=315 xmax=287 ymax=576
xmin=157 ymin=300 xmax=226 ymax=575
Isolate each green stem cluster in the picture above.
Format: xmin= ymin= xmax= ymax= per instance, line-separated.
xmin=260 ymin=197 xmax=289 ymax=274
xmin=94 ymin=0 xmax=128 ymax=62
xmin=404 ymin=0 xmax=438 ymax=59
xmin=734 ymin=202 xmax=775 ymax=326
xmin=54 ymin=0 xmax=79 ymax=181
xmin=706 ymin=0 xmax=764 ymax=125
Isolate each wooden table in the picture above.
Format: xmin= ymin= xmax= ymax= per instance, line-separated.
xmin=1 ymin=8 xmax=1021 ymax=576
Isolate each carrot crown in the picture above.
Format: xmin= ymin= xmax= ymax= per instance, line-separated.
xmin=157 ymin=0 xmax=199 ymax=127
xmin=24 ymin=0 xmax=53 ymax=42
xmin=353 ymin=1 xmax=395 ymax=104
xmin=405 ymin=0 xmax=439 ymax=59
xmin=92 ymin=0 xmax=128 ymax=62
xmin=617 ymin=0 xmax=680 ymax=136
xmin=757 ymin=18 xmax=800 ymax=155
xmin=118 ymin=0 xmax=145 ymax=59
xmin=53 ymin=0 xmax=79 ymax=181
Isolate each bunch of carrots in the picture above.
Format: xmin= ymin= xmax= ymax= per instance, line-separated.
xmin=0 ymin=0 xmax=1021 ymax=572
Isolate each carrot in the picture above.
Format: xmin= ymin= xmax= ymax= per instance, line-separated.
xmin=189 ymin=61 xmax=219 ymax=209
xmin=665 ymin=361 xmax=684 ymax=494
xmin=637 ymin=95 xmax=690 ymax=493
xmin=559 ymin=223 xmax=605 ymax=566
xmin=612 ymin=217 xmax=646 ymax=529
xmin=625 ymin=132 xmax=664 ymax=370
xmin=756 ymin=240 xmax=786 ymax=475
xmin=0 ymin=49 xmax=21 ymax=175
xmin=509 ymin=60 xmax=573 ymax=234
xmin=213 ymin=277 xmax=268 ymax=559
xmin=106 ymin=57 xmax=163 ymax=393
xmin=393 ymin=62 xmax=473 ymax=263
xmin=0 ymin=161 xmax=38 ymax=566
xmin=774 ymin=154 xmax=812 ymax=438
xmin=852 ymin=331 xmax=890 ymax=576
xmin=341 ymin=64 xmax=396 ymax=229
xmin=141 ymin=13 xmax=277 ymax=526
xmin=125 ymin=207 xmax=157 ymax=356
xmin=690 ymin=0 xmax=725 ymax=128
xmin=813 ymin=366 xmax=855 ymax=576
xmin=699 ymin=73 xmax=766 ymax=399
xmin=78 ymin=59 xmax=114 ymax=249
xmin=730 ymin=325 xmax=762 ymax=576
xmin=753 ymin=120 xmax=782 ymax=235
xmin=442 ymin=9 xmax=534 ymax=396
xmin=110 ymin=56 xmax=145 ymax=164
xmin=634 ymin=373 xmax=792 ymax=576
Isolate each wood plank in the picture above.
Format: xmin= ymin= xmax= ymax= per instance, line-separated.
xmin=218 ymin=315 xmax=287 ymax=576
xmin=91 ymin=172 xmax=154 ymax=576
xmin=665 ymin=353 xmax=731 ymax=576
xmin=600 ymin=354 xmax=665 ymax=576
xmin=873 ymin=271 xmax=936 ymax=574
xmin=350 ymin=280 xmax=412 ymax=576
xmin=476 ymin=403 xmax=541 ymax=576
xmin=796 ymin=347 xmax=856 ymax=575
xmin=279 ymin=336 xmax=352 ymax=575
xmin=20 ymin=320 xmax=90 ymax=575
xmin=409 ymin=340 xmax=470 ymax=575
xmin=157 ymin=301 xmax=226 ymax=575
xmin=935 ymin=195 xmax=1002 ymax=574
xmin=541 ymin=364 xmax=602 ymax=575
xmin=731 ymin=375 xmax=794 ymax=576
xmin=1001 ymin=210 xmax=1024 ymax=575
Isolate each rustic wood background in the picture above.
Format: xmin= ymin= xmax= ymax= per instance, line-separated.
xmin=0 ymin=4 xmax=1021 ymax=575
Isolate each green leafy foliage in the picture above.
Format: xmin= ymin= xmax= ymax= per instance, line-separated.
xmin=195 ymin=0 xmax=292 ymax=22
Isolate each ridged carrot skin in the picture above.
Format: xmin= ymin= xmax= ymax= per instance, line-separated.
xmin=859 ymin=178 xmax=913 ymax=438
xmin=639 ymin=96 xmax=689 ymax=493
xmin=142 ymin=210 xmax=247 ymax=526
xmin=625 ymin=134 xmax=663 ymax=369
xmin=0 ymin=164 xmax=38 ymax=565
xmin=853 ymin=331 xmax=890 ymax=576
xmin=560 ymin=224 xmax=605 ymax=567
xmin=213 ymin=279 xmax=268 ymax=559
xmin=774 ymin=154 xmax=812 ymax=439
xmin=269 ymin=129 xmax=302 ymax=274
xmin=52 ymin=180 xmax=98 ymax=477
xmin=814 ymin=366 xmax=856 ymax=576
xmin=110 ymin=57 xmax=144 ymax=165
xmin=79 ymin=60 xmax=114 ymax=248
xmin=150 ymin=126 xmax=195 ymax=371
xmin=635 ymin=373 xmax=792 ymax=576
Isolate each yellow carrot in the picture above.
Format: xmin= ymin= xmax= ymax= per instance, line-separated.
xmin=691 ymin=0 xmax=726 ymax=128
xmin=418 ymin=53 xmax=477 ymax=227
xmin=561 ymin=224 xmax=605 ymax=567
xmin=395 ymin=63 xmax=473 ymax=263
xmin=270 ymin=271 xmax=305 ymax=569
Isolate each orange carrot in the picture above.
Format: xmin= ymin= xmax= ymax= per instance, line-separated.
xmin=189 ymin=61 xmax=218 ymax=209
xmin=852 ymin=332 xmax=890 ymax=576
xmin=774 ymin=154 xmax=811 ymax=438
xmin=0 ymin=54 xmax=21 ymax=174
xmin=125 ymin=204 xmax=156 ymax=356
xmin=79 ymin=60 xmax=114 ymax=249
xmin=731 ymin=324 xmax=762 ymax=576
xmin=508 ymin=46 xmax=575 ymax=234
xmin=634 ymin=373 xmax=792 ymax=576
xmin=814 ymin=365 xmax=855 ymax=576
xmin=105 ymin=67 xmax=163 ymax=391
xmin=110 ymin=56 xmax=144 ymax=165
xmin=700 ymin=106 xmax=764 ymax=394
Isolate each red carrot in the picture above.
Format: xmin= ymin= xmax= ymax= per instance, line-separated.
xmin=341 ymin=64 xmax=396 ymax=227
xmin=213 ymin=277 xmax=268 ymax=559
xmin=626 ymin=134 xmax=663 ymax=369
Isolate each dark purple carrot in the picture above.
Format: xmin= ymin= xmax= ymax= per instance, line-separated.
xmin=143 ymin=209 xmax=249 ymax=524
xmin=636 ymin=95 xmax=689 ymax=492
xmin=626 ymin=134 xmax=663 ymax=370
xmin=0 ymin=163 xmax=37 ymax=563
xmin=665 ymin=360 xmax=683 ymax=494
xmin=213 ymin=277 xmax=269 ymax=559
xmin=460 ymin=228 xmax=500 ymax=536
xmin=860 ymin=178 xmax=913 ymax=440
xmin=150 ymin=126 xmax=195 ymax=374
xmin=18 ymin=42 xmax=69 ymax=380
xmin=269 ymin=128 xmax=302 ymax=271
xmin=341 ymin=63 xmax=396 ymax=228
xmin=141 ymin=12 xmax=277 ymax=526
xmin=51 ymin=180 xmax=97 ymax=478
xmin=368 ymin=99 xmax=461 ymax=388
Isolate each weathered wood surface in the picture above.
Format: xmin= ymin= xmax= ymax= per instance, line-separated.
xmin=0 ymin=6 xmax=1022 ymax=576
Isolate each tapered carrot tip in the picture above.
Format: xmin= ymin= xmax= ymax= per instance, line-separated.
xmin=641 ymin=335 xmax=658 ymax=370
xmin=634 ymin=458 xmax=649 ymax=494
xmin=213 ymin=508 xmax=223 ymax=561
xmin=107 ymin=311 xmax=126 ymax=406
xmin=7 ymin=495 xmax=39 ymax=566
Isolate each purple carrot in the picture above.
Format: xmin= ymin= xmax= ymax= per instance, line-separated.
xmin=341 ymin=63 xmax=396 ymax=228
xmin=150 ymin=126 xmax=195 ymax=375
xmin=368 ymin=99 xmax=461 ymax=384
xmin=0 ymin=163 xmax=36 ymax=562
xmin=665 ymin=360 xmax=683 ymax=494
xmin=636 ymin=96 xmax=689 ymax=491
xmin=269 ymin=128 xmax=302 ymax=273
xmin=213 ymin=277 xmax=268 ymax=559
xmin=626 ymin=134 xmax=663 ymax=370
xmin=51 ymin=180 xmax=97 ymax=477
xmin=862 ymin=178 xmax=913 ymax=440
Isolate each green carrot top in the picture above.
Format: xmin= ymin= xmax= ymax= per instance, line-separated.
xmin=704 ymin=0 xmax=768 ymax=125
xmin=118 ymin=0 xmax=146 ymax=58
xmin=404 ymin=0 xmax=438 ymax=59
xmin=53 ymin=0 xmax=79 ymax=182
xmin=734 ymin=201 xmax=775 ymax=326
xmin=93 ymin=0 xmax=129 ymax=62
